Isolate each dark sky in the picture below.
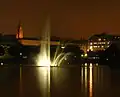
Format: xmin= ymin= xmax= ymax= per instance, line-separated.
xmin=0 ymin=0 xmax=120 ymax=39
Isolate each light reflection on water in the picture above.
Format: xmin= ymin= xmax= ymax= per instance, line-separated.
xmin=1 ymin=63 xmax=120 ymax=97
xmin=36 ymin=67 xmax=50 ymax=97
xmin=81 ymin=63 xmax=93 ymax=97
xmin=19 ymin=67 xmax=23 ymax=97
xmin=19 ymin=64 xmax=111 ymax=97
xmin=89 ymin=65 xmax=93 ymax=97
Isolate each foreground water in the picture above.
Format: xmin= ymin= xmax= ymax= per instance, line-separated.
xmin=0 ymin=64 xmax=120 ymax=97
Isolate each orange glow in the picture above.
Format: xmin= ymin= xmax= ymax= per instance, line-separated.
xmin=19 ymin=39 xmax=60 ymax=46
xmin=16 ymin=24 xmax=23 ymax=39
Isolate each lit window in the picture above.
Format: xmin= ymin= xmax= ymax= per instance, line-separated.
xmin=89 ymin=46 xmax=93 ymax=51
xmin=94 ymin=42 xmax=97 ymax=44
xmin=101 ymin=46 xmax=104 ymax=48
xmin=90 ymin=46 xmax=93 ymax=49
xmin=104 ymin=39 xmax=106 ymax=41
xmin=98 ymin=38 xmax=101 ymax=41
xmin=91 ymin=49 xmax=93 ymax=51
xmin=90 ymin=42 xmax=92 ymax=45
xmin=94 ymin=46 xmax=97 ymax=48
xmin=61 ymin=46 xmax=65 ymax=49
xmin=101 ymin=42 xmax=105 ymax=44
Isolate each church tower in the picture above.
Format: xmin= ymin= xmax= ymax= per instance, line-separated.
xmin=16 ymin=21 xmax=23 ymax=39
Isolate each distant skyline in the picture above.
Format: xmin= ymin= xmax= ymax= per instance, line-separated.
xmin=0 ymin=0 xmax=120 ymax=39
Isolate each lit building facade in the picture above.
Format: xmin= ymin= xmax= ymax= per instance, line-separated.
xmin=88 ymin=33 xmax=120 ymax=52
xmin=16 ymin=21 xmax=23 ymax=39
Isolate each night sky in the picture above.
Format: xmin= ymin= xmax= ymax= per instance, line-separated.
xmin=0 ymin=0 xmax=120 ymax=39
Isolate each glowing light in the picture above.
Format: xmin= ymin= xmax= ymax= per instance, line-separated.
xmin=96 ymin=63 xmax=98 ymax=66
xmin=81 ymin=54 xmax=84 ymax=57
xmin=90 ymin=46 xmax=93 ymax=49
xmin=81 ymin=67 xmax=83 ymax=93
xmin=51 ymin=52 xmax=71 ymax=66
xmin=1 ymin=63 xmax=3 ymax=65
xmin=61 ymin=46 xmax=65 ymax=49
xmin=102 ymin=42 xmax=105 ymax=44
xmin=85 ymin=63 xmax=87 ymax=66
xmin=98 ymin=38 xmax=101 ymax=41
xmin=101 ymin=46 xmax=104 ymax=48
xmin=36 ymin=16 xmax=71 ymax=67
xmin=89 ymin=66 xmax=93 ymax=97
xmin=85 ymin=67 xmax=87 ymax=94
xmin=93 ymin=46 xmax=97 ymax=48
xmin=36 ymin=67 xmax=50 ymax=97
xmin=36 ymin=17 xmax=51 ymax=67
xmin=90 ymin=63 xmax=92 ymax=67
xmin=94 ymin=42 xmax=97 ymax=44
xmin=84 ymin=53 xmax=87 ymax=57
xmin=89 ymin=46 xmax=93 ymax=51
xmin=37 ymin=56 xmax=51 ymax=67
xmin=104 ymin=39 xmax=106 ymax=41
xmin=90 ymin=42 xmax=92 ymax=45
xmin=16 ymin=22 xmax=23 ymax=39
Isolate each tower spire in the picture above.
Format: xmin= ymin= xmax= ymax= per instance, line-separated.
xmin=16 ymin=20 xmax=23 ymax=39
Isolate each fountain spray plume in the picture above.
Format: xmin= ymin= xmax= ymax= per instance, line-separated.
xmin=36 ymin=16 xmax=72 ymax=67
xmin=51 ymin=43 xmax=72 ymax=66
xmin=36 ymin=16 xmax=51 ymax=66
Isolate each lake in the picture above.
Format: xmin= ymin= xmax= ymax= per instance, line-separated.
xmin=0 ymin=63 xmax=120 ymax=97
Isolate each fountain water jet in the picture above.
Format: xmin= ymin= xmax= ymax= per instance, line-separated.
xmin=51 ymin=52 xmax=72 ymax=66
xmin=36 ymin=17 xmax=51 ymax=66
xmin=36 ymin=17 xmax=72 ymax=67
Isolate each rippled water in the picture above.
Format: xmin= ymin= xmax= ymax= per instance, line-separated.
xmin=0 ymin=64 xmax=120 ymax=97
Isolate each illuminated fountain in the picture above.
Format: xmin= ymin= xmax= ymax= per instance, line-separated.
xmin=36 ymin=17 xmax=71 ymax=67
xmin=36 ymin=17 xmax=51 ymax=67
xmin=51 ymin=45 xmax=72 ymax=66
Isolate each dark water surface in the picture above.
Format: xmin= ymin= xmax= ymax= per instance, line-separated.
xmin=0 ymin=64 xmax=120 ymax=97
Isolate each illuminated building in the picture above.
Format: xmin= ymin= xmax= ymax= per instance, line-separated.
xmin=16 ymin=21 xmax=23 ymax=39
xmin=15 ymin=21 xmax=60 ymax=46
xmin=88 ymin=33 xmax=120 ymax=51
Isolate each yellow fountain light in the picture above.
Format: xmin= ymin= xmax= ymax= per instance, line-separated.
xmin=38 ymin=59 xmax=51 ymax=67
xmin=36 ymin=54 xmax=51 ymax=67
